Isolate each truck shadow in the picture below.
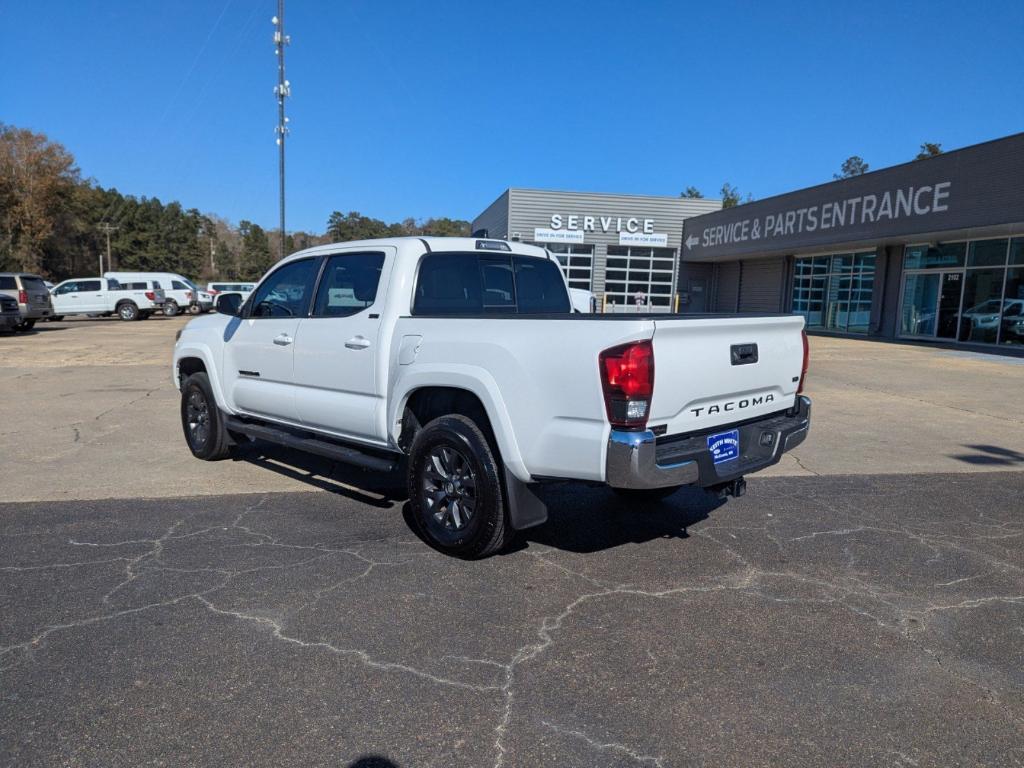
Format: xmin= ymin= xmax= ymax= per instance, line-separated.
xmin=517 ymin=484 xmax=727 ymax=554
xmin=230 ymin=439 xmax=406 ymax=509
xmin=400 ymin=483 xmax=726 ymax=555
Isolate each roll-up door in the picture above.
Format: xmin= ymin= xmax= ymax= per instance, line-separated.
xmin=738 ymin=257 xmax=786 ymax=312
xmin=715 ymin=261 xmax=741 ymax=312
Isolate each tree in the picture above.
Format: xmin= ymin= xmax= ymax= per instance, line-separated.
xmin=681 ymin=186 xmax=704 ymax=199
xmin=835 ymin=156 xmax=869 ymax=179
xmin=237 ymin=220 xmax=273 ymax=280
xmin=720 ymin=182 xmax=742 ymax=208
xmin=419 ymin=217 xmax=471 ymax=237
xmin=325 ymin=211 xmax=391 ymax=241
xmin=0 ymin=124 xmax=81 ymax=272
xmin=915 ymin=142 xmax=943 ymax=160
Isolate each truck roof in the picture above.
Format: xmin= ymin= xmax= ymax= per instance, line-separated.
xmin=284 ymin=236 xmax=549 ymax=264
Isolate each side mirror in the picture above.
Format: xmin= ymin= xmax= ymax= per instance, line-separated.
xmin=216 ymin=292 xmax=244 ymax=316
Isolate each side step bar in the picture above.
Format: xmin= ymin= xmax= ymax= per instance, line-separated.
xmin=225 ymin=415 xmax=398 ymax=473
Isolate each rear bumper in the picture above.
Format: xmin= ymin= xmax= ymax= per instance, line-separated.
xmin=606 ymin=396 xmax=811 ymax=489
xmin=19 ymin=304 xmax=52 ymax=320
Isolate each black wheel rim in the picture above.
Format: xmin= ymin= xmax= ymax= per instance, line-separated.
xmin=186 ymin=388 xmax=211 ymax=448
xmin=420 ymin=445 xmax=477 ymax=539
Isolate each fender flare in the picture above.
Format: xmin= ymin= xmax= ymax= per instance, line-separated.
xmin=173 ymin=343 xmax=231 ymax=412
xmin=390 ymin=365 xmax=530 ymax=483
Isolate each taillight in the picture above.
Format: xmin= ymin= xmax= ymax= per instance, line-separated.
xmin=18 ymin=289 xmax=27 ymax=304
xmin=797 ymin=330 xmax=810 ymax=394
xmin=599 ymin=340 xmax=654 ymax=430
xmin=145 ymin=291 xmax=156 ymax=301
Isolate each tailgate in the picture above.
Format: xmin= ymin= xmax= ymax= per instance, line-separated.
xmin=649 ymin=314 xmax=805 ymax=436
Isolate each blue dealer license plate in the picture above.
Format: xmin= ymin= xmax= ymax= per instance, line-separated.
xmin=707 ymin=429 xmax=740 ymax=465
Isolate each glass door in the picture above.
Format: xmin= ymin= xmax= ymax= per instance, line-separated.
xmin=900 ymin=273 xmax=940 ymax=337
xmin=936 ymin=271 xmax=963 ymax=339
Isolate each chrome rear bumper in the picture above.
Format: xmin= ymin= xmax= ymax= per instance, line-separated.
xmin=606 ymin=396 xmax=812 ymax=490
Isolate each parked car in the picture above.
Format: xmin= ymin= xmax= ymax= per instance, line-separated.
xmin=50 ymin=277 xmax=166 ymax=321
xmin=568 ymin=287 xmax=598 ymax=313
xmin=174 ymin=237 xmax=811 ymax=558
xmin=207 ymin=282 xmax=256 ymax=303
xmin=104 ymin=271 xmax=211 ymax=316
xmin=0 ymin=272 xmax=54 ymax=330
xmin=0 ymin=294 xmax=21 ymax=333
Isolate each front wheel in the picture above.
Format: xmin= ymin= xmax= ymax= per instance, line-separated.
xmin=188 ymin=303 xmax=201 ymax=315
xmin=49 ymin=315 xmax=64 ymax=322
xmin=611 ymin=485 xmax=683 ymax=503
xmin=407 ymin=415 xmax=512 ymax=558
xmin=180 ymin=372 xmax=232 ymax=460
xmin=15 ymin=319 xmax=35 ymax=331
xmin=117 ymin=302 xmax=139 ymax=321
xmin=163 ymin=300 xmax=179 ymax=317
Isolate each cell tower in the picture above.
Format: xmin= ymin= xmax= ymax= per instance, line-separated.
xmin=272 ymin=2 xmax=291 ymax=257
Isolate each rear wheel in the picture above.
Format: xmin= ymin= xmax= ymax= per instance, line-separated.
xmin=180 ymin=372 xmax=232 ymax=460
xmin=117 ymin=302 xmax=139 ymax=321
xmin=49 ymin=315 xmax=64 ymax=322
xmin=15 ymin=319 xmax=35 ymax=331
xmin=407 ymin=415 xmax=512 ymax=558
xmin=163 ymin=300 xmax=179 ymax=317
xmin=611 ymin=485 xmax=683 ymax=503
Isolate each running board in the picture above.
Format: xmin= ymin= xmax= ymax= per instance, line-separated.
xmin=224 ymin=416 xmax=398 ymax=473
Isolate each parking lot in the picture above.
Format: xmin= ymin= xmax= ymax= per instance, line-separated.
xmin=2 ymin=318 xmax=1024 ymax=766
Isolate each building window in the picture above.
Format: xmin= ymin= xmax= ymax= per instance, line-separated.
xmin=792 ymin=252 xmax=875 ymax=333
xmin=543 ymin=243 xmax=595 ymax=291
xmin=604 ymin=246 xmax=676 ymax=311
xmin=900 ymin=237 xmax=1023 ymax=345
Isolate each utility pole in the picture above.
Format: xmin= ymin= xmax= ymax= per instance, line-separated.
xmin=272 ymin=2 xmax=290 ymax=259
xmin=98 ymin=223 xmax=118 ymax=274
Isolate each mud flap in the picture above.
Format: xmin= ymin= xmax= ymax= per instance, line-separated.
xmin=503 ymin=468 xmax=548 ymax=530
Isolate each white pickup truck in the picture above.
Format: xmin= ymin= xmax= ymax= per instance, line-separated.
xmin=173 ymin=237 xmax=810 ymax=557
xmin=51 ymin=277 xmax=166 ymax=321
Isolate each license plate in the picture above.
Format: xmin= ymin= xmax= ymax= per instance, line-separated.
xmin=707 ymin=429 xmax=740 ymax=465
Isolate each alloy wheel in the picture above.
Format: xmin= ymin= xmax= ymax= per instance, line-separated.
xmin=421 ymin=445 xmax=477 ymax=533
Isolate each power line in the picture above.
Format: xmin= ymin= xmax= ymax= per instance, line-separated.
xmin=273 ymin=2 xmax=290 ymax=259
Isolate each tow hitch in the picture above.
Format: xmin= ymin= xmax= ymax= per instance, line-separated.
xmin=709 ymin=477 xmax=746 ymax=499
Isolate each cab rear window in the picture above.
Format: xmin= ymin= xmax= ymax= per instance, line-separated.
xmin=413 ymin=253 xmax=570 ymax=315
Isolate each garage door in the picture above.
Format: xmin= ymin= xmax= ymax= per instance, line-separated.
xmin=739 ymin=257 xmax=786 ymax=313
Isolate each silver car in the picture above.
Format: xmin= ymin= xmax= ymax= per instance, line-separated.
xmin=0 ymin=272 xmax=54 ymax=330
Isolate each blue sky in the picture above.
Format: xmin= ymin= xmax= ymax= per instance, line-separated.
xmin=4 ymin=0 xmax=1023 ymax=233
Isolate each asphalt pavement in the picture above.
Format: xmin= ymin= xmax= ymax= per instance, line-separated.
xmin=3 ymin=470 xmax=1023 ymax=767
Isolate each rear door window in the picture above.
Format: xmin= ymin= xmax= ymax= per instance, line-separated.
xmin=78 ymin=280 xmax=102 ymax=292
xmin=413 ymin=254 xmax=483 ymax=315
xmin=312 ymin=252 xmax=385 ymax=318
xmin=413 ymin=252 xmax=570 ymax=315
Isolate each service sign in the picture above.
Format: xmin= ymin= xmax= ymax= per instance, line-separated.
xmin=620 ymin=232 xmax=668 ymax=247
xmin=533 ymin=228 xmax=585 ymax=244
xmin=682 ymin=133 xmax=1024 ymax=260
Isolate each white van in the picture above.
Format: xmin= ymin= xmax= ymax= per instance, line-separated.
xmin=104 ymin=272 xmax=213 ymax=316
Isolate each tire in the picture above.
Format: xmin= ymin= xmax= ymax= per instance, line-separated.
xmin=139 ymin=312 xmax=151 ymax=320
xmin=163 ymin=300 xmax=179 ymax=317
xmin=188 ymin=303 xmax=201 ymax=315
xmin=180 ymin=372 xmax=232 ymax=460
xmin=611 ymin=485 xmax=683 ymax=503
xmin=407 ymin=414 xmax=512 ymax=558
xmin=49 ymin=315 xmax=64 ymax=322
xmin=117 ymin=302 xmax=139 ymax=321
xmin=15 ymin=319 xmax=35 ymax=331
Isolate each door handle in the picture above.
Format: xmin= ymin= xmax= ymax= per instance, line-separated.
xmin=273 ymin=334 xmax=293 ymax=346
xmin=345 ymin=336 xmax=371 ymax=350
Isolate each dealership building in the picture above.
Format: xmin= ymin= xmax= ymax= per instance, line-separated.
xmin=474 ymin=132 xmax=1024 ymax=350
xmin=472 ymin=188 xmax=721 ymax=312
